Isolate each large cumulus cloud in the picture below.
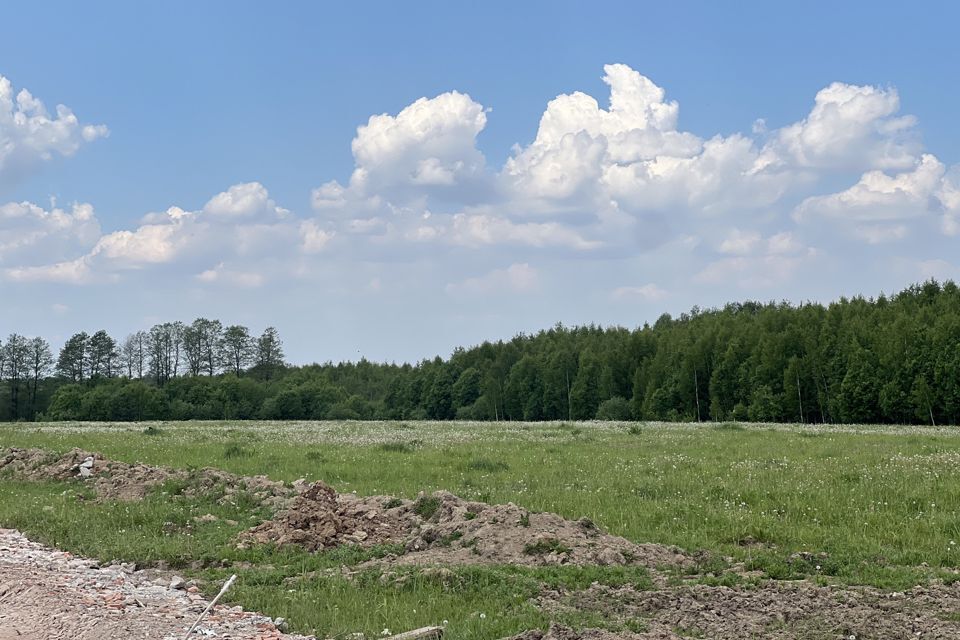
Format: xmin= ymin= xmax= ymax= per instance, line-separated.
xmin=5 ymin=64 xmax=958 ymax=300
xmin=0 ymin=74 xmax=107 ymax=190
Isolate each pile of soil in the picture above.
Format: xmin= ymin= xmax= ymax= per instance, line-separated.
xmin=241 ymin=483 xmax=690 ymax=569
xmin=515 ymin=581 xmax=960 ymax=639
xmin=396 ymin=490 xmax=688 ymax=568
xmin=238 ymin=481 xmax=416 ymax=552
xmin=0 ymin=447 xmax=291 ymax=508
xmin=3 ymin=447 xmax=690 ymax=570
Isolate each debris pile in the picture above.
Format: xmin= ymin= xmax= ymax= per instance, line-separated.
xmin=239 ymin=481 xmax=415 ymax=552
xmin=241 ymin=483 xmax=690 ymax=569
xmin=2 ymin=446 xmax=689 ymax=570
xmin=0 ymin=447 xmax=291 ymax=508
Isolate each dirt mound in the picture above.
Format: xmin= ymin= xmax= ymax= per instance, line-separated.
xmin=2 ymin=447 xmax=689 ymax=570
xmin=395 ymin=491 xmax=688 ymax=568
xmin=524 ymin=581 xmax=960 ymax=639
xmin=238 ymin=481 xmax=416 ymax=551
xmin=0 ymin=447 xmax=291 ymax=508
xmin=241 ymin=483 xmax=690 ymax=569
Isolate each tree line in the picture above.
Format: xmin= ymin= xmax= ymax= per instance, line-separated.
xmin=1 ymin=280 xmax=958 ymax=425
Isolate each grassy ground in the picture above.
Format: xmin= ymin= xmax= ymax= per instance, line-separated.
xmin=2 ymin=420 xmax=960 ymax=638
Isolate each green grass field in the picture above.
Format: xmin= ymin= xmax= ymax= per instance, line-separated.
xmin=2 ymin=420 xmax=960 ymax=638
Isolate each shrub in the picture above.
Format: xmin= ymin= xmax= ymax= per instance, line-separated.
xmin=596 ymin=396 xmax=633 ymax=421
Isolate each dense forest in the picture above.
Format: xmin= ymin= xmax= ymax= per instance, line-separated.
xmin=1 ymin=280 xmax=958 ymax=425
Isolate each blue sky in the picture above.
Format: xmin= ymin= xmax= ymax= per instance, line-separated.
xmin=2 ymin=1 xmax=959 ymax=362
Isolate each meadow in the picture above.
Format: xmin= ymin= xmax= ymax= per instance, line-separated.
xmin=2 ymin=420 xmax=960 ymax=638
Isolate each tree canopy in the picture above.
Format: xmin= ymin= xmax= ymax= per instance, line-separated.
xmin=2 ymin=281 xmax=958 ymax=425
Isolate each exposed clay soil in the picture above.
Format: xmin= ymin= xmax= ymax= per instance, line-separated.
xmin=241 ymin=484 xmax=690 ymax=569
xmin=0 ymin=528 xmax=310 ymax=640
xmin=0 ymin=447 xmax=291 ymax=507
xmin=238 ymin=481 xmax=416 ymax=552
xmin=511 ymin=581 xmax=960 ymax=639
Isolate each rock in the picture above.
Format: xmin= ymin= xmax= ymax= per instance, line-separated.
xmin=169 ymin=576 xmax=187 ymax=590
xmin=596 ymin=547 xmax=625 ymax=566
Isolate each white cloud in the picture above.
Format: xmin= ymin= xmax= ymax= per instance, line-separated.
xmin=939 ymin=166 xmax=960 ymax=236
xmin=446 ymin=263 xmax=539 ymax=296
xmin=293 ymin=64 xmax=943 ymax=271
xmin=697 ymin=231 xmax=816 ymax=288
xmin=5 ymin=64 xmax=958 ymax=316
xmin=4 ymin=256 xmax=93 ymax=284
xmin=794 ymin=154 xmax=959 ymax=242
xmin=766 ymin=231 xmax=803 ymax=255
xmin=202 ymin=182 xmax=289 ymax=219
xmin=1 ymin=183 xmax=296 ymax=284
xmin=762 ymin=82 xmax=919 ymax=171
xmin=314 ymin=91 xmax=489 ymax=215
xmin=449 ymin=213 xmax=600 ymax=250
xmin=300 ymin=220 xmax=335 ymax=253
xmin=195 ymin=263 xmax=265 ymax=288
xmin=718 ymin=229 xmax=762 ymax=255
xmin=611 ymin=283 xmax=667 ymax=301
xmin=0 ymin=75 xmax=107 ymax=188
xmin=92 ymin=222 xmax=182 ymax=265
xmin=795 ymin=154 xmax=944 ymax=222
xmin=0 ymin=201 xmax=100 ymax=265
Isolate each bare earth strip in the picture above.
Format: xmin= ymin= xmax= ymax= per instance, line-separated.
xmin=0 ymin=529 xmax=312 ymax=640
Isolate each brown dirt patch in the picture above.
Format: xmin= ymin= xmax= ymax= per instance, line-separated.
xmin=240 ymin=483 xmax=691 ymax=569
xmin=516 ymin=581 xmax=960 ymax=639
xmin=0 ymin=447 xmax=291 ymax=508
xmin=238 ymin=481 xmax=417 ymax=551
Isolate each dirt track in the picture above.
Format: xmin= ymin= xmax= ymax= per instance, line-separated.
xmin=0 ymin=529 xmax=310 ymax=640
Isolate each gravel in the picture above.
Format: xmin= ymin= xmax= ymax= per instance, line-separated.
xmin=0 ymin=528 xmax=314 ymax=640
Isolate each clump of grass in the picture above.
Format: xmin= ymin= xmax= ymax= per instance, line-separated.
xmin=625 ymin=620 xmax=650 ymax=633
xmin=413 ymin=496 xmax=441 ymax=520
xmin=304 ymin=450 xmax=325 ymax=462
xmin=383 ymin=497 xmax=404 ymax=509
xmin=465 ymin=457 xmax=509 ymax=473
xmin=714 ymin=422 xmax=745 ymax=431
xmin=518 ymin=512 xmax=530 ymax=527
xmin=438 ymin=531 xmax=463 ymax=547
xmin=223 ymin=443 xmax=251 ymax=459
xmin=626 ymin=424 xmax=643 ymax=435
xmin=523 ymin=538 xmax=571 ymax=556
xmin=142 ymin=425 xmax=163 ymax=436
xmin=380 ymin=440 xmax=422 ymax=453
